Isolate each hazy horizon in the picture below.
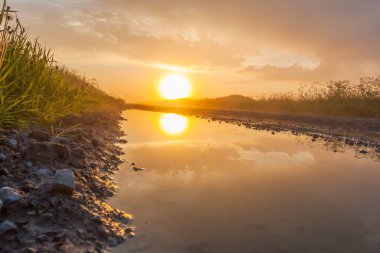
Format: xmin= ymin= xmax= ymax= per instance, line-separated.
xmin=13 ymin=0 xmax=380 ymax=102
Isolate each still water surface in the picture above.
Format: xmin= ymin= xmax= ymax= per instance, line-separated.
xmin=110 ymin=110 xmax=380 ymax=253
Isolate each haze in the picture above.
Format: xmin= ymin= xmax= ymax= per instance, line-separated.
xmin=13 ymin=0 xmax=380 ymax=102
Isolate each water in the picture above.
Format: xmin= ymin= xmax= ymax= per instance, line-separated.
xmin=110 ymin=110 xmax=380 ymax=253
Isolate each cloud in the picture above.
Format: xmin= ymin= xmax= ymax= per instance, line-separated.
xmin=239 ymin=64 xmax=327 ymax=82
xmin=12 ymin=0 xmax=380 ymax=98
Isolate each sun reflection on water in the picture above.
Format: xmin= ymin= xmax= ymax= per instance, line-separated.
xmin=160 ymin=113 xmax=188 ymax=135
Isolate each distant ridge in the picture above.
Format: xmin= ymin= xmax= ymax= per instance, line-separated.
xmin=160 ymin=95 xmax=255 ymax=111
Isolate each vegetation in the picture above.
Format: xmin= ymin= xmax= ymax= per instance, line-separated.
xmin=0 ymin=1 xmax=125 ymax=128
xmin=251 ymin=77 xmax=380 ymax=117
xmin=167 ymin=78 xmax=380 ymax=118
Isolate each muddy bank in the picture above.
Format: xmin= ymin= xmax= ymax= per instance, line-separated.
xmin=0 ymin=111 xmax=132 ymax=253
xmin=126 ymin=104 xmax=380 ymax=159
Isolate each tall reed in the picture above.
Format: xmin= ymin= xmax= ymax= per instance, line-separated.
xmin=249 ymin=78 xmax=380 ymax=117
xmin=0 ymin=1 xmax=125 ymax=128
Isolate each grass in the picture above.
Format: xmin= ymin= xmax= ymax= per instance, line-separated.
xmin=249 ymin=78 xmax=380 ymax=117
xmin=0 ymin=1 xmax=125 ymax=128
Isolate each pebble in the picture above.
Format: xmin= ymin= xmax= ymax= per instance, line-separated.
xmin=26 ymin=161 xmax=33 ymax=168
xmin=0 ymin=187 xmax=22 ymax=205
xmin=0 ymin=220 xmax=17 ymax=234
xmin=8 ymin=139 xmax=17 ymax=148
xmin=37 ymin=234 xmax=48 ymax=242
xmin=36 ymin=168 xmax=53 ymax=178
xmin=0 ymin=153 xmax=6 ymax=162
xmin=0 ymin=199 xmax=2 ymax=211
xmin=107 ymin=237 xmax=118 ymax=247
xmin=52 ymin=169 xmax=76 ymax=195
xmin=40 ymin=213 xmax=54 ymax=220
xmin=125 ymin=227 xmax=134 ymax=234
xmin=132 ymin=166 xmax=144 ymax=172
xmin=127 ymin=232 xmax=136 ymax=238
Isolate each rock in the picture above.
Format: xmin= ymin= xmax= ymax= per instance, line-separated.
xmin=22 ymin=140 xmax=71 ymax=162
xmin=49 ymin=142 xmax=71 ymax=161
xmin=125 ymin=227 xmax=134 ymax=234
xmin=71 ymin=147 xmax=85 ymax=159
xmin=118 ymin=139 xmax=128 ymax=144
xmin=0 ymin=199 xmax=2 ymax=211
xmin=8 ymin=139 xmax=17 ymax=148
xmin=36 ymin=168 xmax=53 ymax=178
xmin=0 ymin=187 xmax=22 ymax=205
xmin=25 ymin=161 xmax=33 ymax=168
xmin=131 ymin=162 xmax=136 ymax=165
xmin=132 ymin=166 xmax=144 ymax=172
xmin=52 ymin=169 xmax=76 ymax=194
xmin=127 ymin=232 xmax=136 ymax=238
xmin=0 ymin=153 xmax=6 ymax=162
xmin=70 ymin=147 xmax=86 ymax=167
xmin=359 ymin=150 xmax=368 ymax=154
xmin=77 ymin=229 xmax=86 ymax=239
xmin=37 ymin=234 xmax=48 ymax=242
xmin=40 ymin=212 xmax=54 ymax=220
xmin=22 ymin=140 xmax=50 ymax=160
xmin=89 ymin=162 xmax=97 ymax=169
xmin=20 ymin=132 xmax=29 ymax=143
xmin=0 ymin=220 xmax=17 ymax=233
xmin=107 ymin=237 xmax=118 ymax=247
xmin=28 ymin=130 xmax=51 ymax=142
xmin=0 ymin=167 xmax=9 ymax=176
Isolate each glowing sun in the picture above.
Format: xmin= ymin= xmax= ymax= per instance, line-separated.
xmin=159 ymin=73 xmax=191 ymax=100
xmin=160 ymin=113 xmax=188 ymax=135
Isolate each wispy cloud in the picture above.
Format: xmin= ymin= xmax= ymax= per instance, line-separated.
xmin=12 ymin=0 xmax=380 ymax=99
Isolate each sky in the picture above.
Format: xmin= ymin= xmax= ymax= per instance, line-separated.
xmin=12 ymin=0 xmax=380 ymax=101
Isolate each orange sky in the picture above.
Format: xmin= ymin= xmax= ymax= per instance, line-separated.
xmin=13 ymin=0 xmax=380 ymax=102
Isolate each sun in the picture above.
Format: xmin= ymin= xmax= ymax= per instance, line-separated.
xmin=160 ymin=113 xmax=188 ymax=135
xmin=159 ymin=73 xmax=191 ymax=100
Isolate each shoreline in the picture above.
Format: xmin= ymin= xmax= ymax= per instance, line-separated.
xmin=0 ymin=110 xmax=132 ymax=252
